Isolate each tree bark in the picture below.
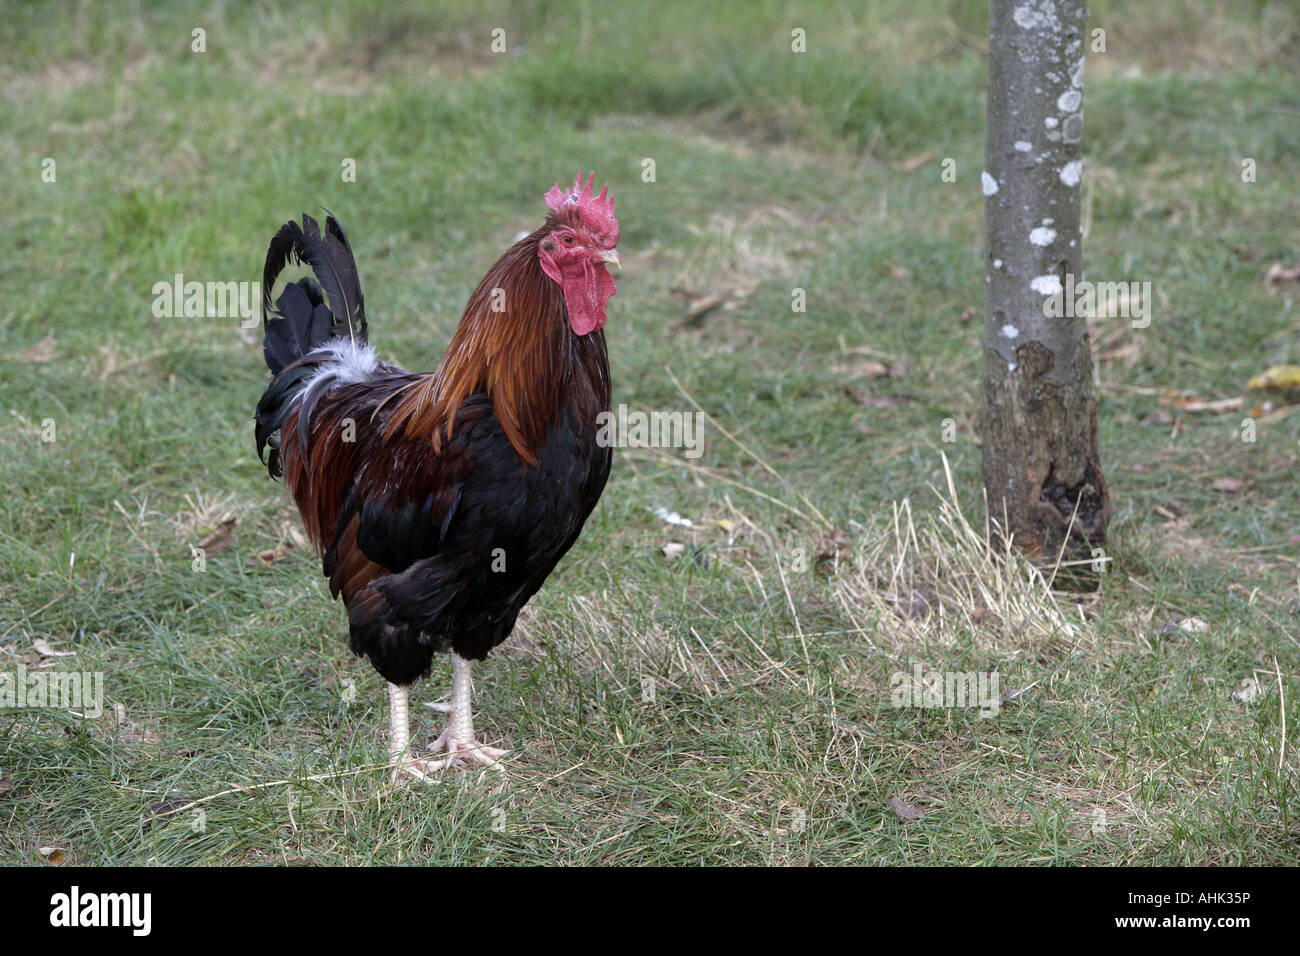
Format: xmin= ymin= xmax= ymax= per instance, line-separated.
xmin=980 ymin=0 xmax=1110 ymax=567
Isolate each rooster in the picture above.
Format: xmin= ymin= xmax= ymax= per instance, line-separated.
xmin=254 ymin=173 xmax=619 ymax=780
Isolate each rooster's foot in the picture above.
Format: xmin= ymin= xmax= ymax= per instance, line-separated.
xmin=388 ymin=748 xmax=505 ymax=782
xmin=426 ymin=733 xmax=510 ymax=771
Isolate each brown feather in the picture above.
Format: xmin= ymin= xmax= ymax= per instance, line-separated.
xmin=281 ymin=400 xmax=364 ymax=557
xmin=328 ymin=512 xmax=388 ymax=599
xmin=383 ymin=224 xmax=569 ymax=467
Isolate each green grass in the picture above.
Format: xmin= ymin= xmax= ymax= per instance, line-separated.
xmin=1 ymin=0 xmax=1298 ymax=865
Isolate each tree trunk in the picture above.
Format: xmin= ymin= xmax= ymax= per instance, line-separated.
xmin=980 ymin=0 xmax=1110 ymax=569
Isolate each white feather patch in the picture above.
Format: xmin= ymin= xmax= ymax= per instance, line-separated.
xmin=309 ymin=339 xmax=380 ymax=385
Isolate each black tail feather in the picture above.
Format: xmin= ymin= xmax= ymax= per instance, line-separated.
xmin=255 ymin=364 xmax=314 ymax=477
xmin=261 ymin=213 xmax=367 ymax=373
xmin=256 ymin=213 xmax=368 ymax=477
xmin=261 ymin=277 xmax=337 ymax=376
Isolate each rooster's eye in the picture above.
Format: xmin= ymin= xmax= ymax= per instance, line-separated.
xmin=561 ymin=235 xmax=575 ymax=245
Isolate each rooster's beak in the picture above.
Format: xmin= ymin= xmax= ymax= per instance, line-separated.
xmin=596 ymin=249 xmax=621 ymax=269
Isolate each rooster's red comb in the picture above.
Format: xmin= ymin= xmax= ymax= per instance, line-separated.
xmin=544 ymin=171 xmax=618 ymax=241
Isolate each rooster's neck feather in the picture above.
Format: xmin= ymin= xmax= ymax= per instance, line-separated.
xmin=384 ymin=226 xmax=605 ymax=466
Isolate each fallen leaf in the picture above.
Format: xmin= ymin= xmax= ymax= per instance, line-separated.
xmin=683 ymin=294 xmax=724 ymax=323
xmin=887 ymin=796 xmax=927 ymax=822
xmin=38 ymin=847 xmax=68 ymax=866
xmin=285 ymin=524 xmax=312 ymax=552
xmin=1227 ymin=582 xmax=1255 ymax=603
xmin=146 ymin=796 xmax=197 ymax=817
xmin=33 ymin=638 xmax=75 ymax=658
xmin=21 ymin=336 xmax=56 ymax=364
xmin=895 ymin=150 xmax=937 ymax=174
xmin=1013 ymin=530 xmax=1048 ymax=562
xmin=1247 ymin=364 xmax=1300 ymax=391
xmin=814 ymin=528 xmax=852 ymax=577
xmin=835 ymin=338 xmax=897 ymax=359
xmin=111 ymin=703 xmax=164 ymax=747
xmin=1263 ymin=262 xmax=1300 ymax=292
xmin=1211 ymin=477 xmax=1250 ymax=494
xmin=0 ymin=777 xmax=15 ymax=799
xmin=725 ymin=284 xmax=757 ymax=310
xmin=661 ymin=542 xmax=686 ymax=561
xmin=249 ymin=541 xmax=296 ymax=567
xmin=669 ymin=282 xmax=755 ymax=324
xmin=834 ymin=359 xmax=906 ymax=380
xmin=845 ymin=387 xmax=900 ymax=408
xmin=1158 ymin=393 xmax=1243 ymax=414
xmin=196 ymin=517 xmax=237 ymax=556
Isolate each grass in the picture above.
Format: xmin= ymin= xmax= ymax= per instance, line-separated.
xmin=1 ymin=0 xmax=1298 ymax=865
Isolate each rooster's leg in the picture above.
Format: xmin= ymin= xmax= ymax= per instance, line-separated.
xmin=423 ymin=655 xmax=508 ymax=770
xmin=387 ymin=682 xmax=428 ymax=782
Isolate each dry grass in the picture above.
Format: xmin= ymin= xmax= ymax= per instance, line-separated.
xmin=832 ymin=456 xmax=1091 ymax=657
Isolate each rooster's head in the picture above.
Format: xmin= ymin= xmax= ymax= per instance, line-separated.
xmin=540 ymin=171 xmax=620 ymax=336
